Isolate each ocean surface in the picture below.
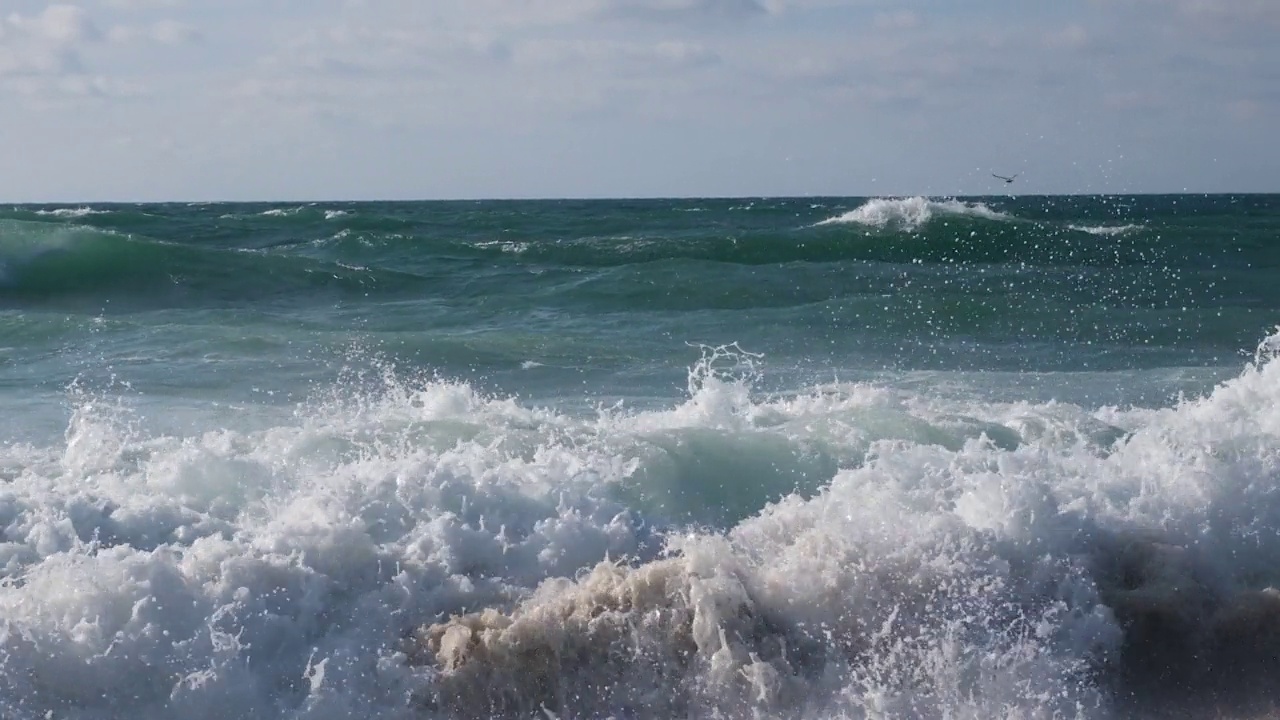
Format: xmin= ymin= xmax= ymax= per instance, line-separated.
xmin=1 ymin=194 xmax=1279 ymax=718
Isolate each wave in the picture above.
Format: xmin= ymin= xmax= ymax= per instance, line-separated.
xmin=3 ymin=332 xmax=1280 ymax=716
xmin=816 ymin=196 xmax=1013 ymax=231
xmin=1069 ymin=223 xmax=1145 ymax=236
xmin=32 ymin=206 xmax=107 ymax=218
xmin=408 ymin=333 xmax=1280 ymax=718
xmin=259 ymin=206 xmax=308 ymax=217
xmin=0 ymin=219 xmax=427 ymax=308
xmin=458 ymin=225 xmax=1171 ymax=272
xmin=0 ymin=200 xmax=1217 ymax=278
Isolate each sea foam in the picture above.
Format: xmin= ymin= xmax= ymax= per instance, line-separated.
xmin=4 ymin=336 xmax=1280 ymax=717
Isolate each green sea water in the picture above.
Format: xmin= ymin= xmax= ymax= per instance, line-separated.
xmin=3 ymin=195 xmax=1276 ymax=406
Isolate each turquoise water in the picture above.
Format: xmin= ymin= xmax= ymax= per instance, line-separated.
xmin=2 ymin=195 xmax=1280 ymax=718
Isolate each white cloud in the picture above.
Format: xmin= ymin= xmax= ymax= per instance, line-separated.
xmin=1044 ymin=23 xmax=1090 ymax=50
xmin=54 ymin=73 xmax=147 ymax=97
xmin=103 ymin=0 xmax=184 ymax=10
xmin=0 ymin=4 xmax=182 ymax=100
xmin=0 ymin=6 xmax=98 ymax=80
xmin=594 ymin=0 xmax=770 ymax=21
xmin=1095 ymin=0 xmax=1280 ymax=38
xmin=1174 ymin=0 xmax=1280 ymax=34
xmin=2 ymin=0 xmax=1278 ymax=199
xmin=149 ymin=19 xmax=198 ymax=44
xmin=0 ymin=45 xmax=81 ymax=78
xmin=6 ymin=5 xmax=99 ymax=44
xmin=108 ymin=19 xmax=200 ymax=45
xmin=871 ymin=11 xmax=920 ymax=31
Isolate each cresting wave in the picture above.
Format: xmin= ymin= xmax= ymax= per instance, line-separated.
xmin=33 ymin=207 xmax=105 ymax=218
xmin=3 ymin=332 xmax=1280 ymax=718
xmin=0 ymin=213 xmax=1182 ymax=315
xmin=816 ymin=196 xmax=1012 ymax=230
xmin=1068 ymin=223 xmax=1146 ymax=237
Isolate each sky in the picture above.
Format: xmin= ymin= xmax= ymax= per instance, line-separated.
xmin=0 ymin=0 xmax=1277 ymax=201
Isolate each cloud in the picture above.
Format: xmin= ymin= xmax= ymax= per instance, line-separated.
xmin=0 ymin=6 xmax=98 ymax=79
xmin=872 ymin=11 xmax=921 ymax=32
xmin=594 ymin=0 xmax=770 ymax=22
xmin=6 ymin=5 xmax=99 ymax=44
xmin=0 ymin=4 xmax=174 ymax=100
xmin=1174 ymin=0 xmax=1280 ymax=38
xmin=0 ymin=45 xmax=81 ymax=79
xmin=3 ymin=0 xmax=1279 ymax=200
xmin=1043 ymin=23 xmax=1090 ymax=50
xmin=378 ymin=0 xmax=775 ymax=29
xmin=102 ymin=0 xmax=184 ymax=10
xmin=148 ymin=19 xmax=198 ymax=44
xmin=1096 ymin=0 xmax=1280 ymax=39
xmin=108 ymin=19 xmax=200 ymax=45
xmin=515 ymin=38 xmax=720 ymax=73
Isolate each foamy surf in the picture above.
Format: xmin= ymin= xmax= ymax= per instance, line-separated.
xmin=2 ymin=331 xmax=1280 ymax=718
xmin=816 ymin=196 xmax=1012 ymax=231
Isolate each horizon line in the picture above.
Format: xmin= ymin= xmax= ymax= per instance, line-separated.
xmin=3 ymin=190 xmax=1278 ymax=205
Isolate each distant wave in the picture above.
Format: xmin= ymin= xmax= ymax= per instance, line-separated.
xmin=473 ymin=239 xmax=530 ymax=254
xmin=1069 ymin=223 xmax=1145 ymax=236
xmin=259 ymin=206 xmax=306 ymax=217
xmin=817 ymin=196 xmax=1013 ymax=231
xmin=0 ymin=218 xmax=426 ymax=306
xmin=33 ymin=207 xmax=106 ymax=218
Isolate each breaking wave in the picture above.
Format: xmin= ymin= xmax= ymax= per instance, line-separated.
xmin=32 ymin=207 xmax=107 ymax=218
xmin=3 ymin=330 xmax=1280 ymax=717
xmin=1069 ymin=224 xmax=1145 ymax=237
xmin=816 ymin=197 xmax=1013 ymax=231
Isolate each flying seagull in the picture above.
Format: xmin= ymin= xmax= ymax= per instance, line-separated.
xmin=992 ymin=173 xmax=1018 ymax=184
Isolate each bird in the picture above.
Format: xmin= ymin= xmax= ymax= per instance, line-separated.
xmin=992 ymin=173 xmax=1018 ymax=184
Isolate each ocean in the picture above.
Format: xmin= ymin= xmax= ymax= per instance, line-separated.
xmin=1 ymin=194 xmax=1279 ymax=718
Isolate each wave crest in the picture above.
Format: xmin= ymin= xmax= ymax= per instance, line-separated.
xmin=1068 ymin=223 xmax=1145 ymax=236
xmin=817 ymin=197 xmax=1012 ymax=231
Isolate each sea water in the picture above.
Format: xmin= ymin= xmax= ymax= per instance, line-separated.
xmin=1 ymin=195 xmax=1279 ymax=718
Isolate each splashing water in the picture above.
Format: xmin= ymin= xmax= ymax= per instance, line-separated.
xmin=4 ymin=327 xmax=1280 ymax=717
xmin=3 ymin=196 xmax=1280 ymax=719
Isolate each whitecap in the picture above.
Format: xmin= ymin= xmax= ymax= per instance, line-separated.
xmin=817 ymin=196 xmax=1012 ymax=231
xmin=1068 ymin=223 xmax=1145 ymax=236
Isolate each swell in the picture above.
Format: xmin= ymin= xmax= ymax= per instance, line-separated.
xmin=0 ymin=220 xmax=434 ymax=310
xmin=5 ymin=198 xmax=1271 ymax=276
xmin=447 ymin=217 xmax=1174 ymax=270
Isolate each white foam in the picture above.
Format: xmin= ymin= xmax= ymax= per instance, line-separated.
xmin=1068 ymin=223 xmax=1144 ymax=236
xmin=260 ymin=206 xmax=306 ymax=217
xmin=474 ymin=239 xmax=529 ymax=254
xmin=817 ymin=196 xmax=1012 ymax=231
xmin=5 ymin=336 xmax=1280 ymax=717
xmin=34 ymin=207 xmax=104 ymax=218
xmin=324 ymin=210 xmax=349 ymax=220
